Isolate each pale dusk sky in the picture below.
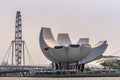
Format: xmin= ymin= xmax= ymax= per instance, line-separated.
xmin=0 ymin=0 xmax=120 ymax=65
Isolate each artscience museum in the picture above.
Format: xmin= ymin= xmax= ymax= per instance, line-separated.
xmin=39 ymin=27 xmax=108 ymax=72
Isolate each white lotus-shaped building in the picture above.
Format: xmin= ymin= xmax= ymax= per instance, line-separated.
xmin=39 ymin=27 xmax=108 ymax=71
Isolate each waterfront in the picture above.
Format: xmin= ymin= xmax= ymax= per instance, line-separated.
xmin=0 ymin=77 xmax=120 ymax=80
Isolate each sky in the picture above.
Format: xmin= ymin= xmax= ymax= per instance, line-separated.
xmin=0 ymin=0 xmax=120 ymax=65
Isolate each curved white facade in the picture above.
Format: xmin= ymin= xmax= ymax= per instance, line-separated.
xmin=39 ymin=27 xmax=108 ymax=64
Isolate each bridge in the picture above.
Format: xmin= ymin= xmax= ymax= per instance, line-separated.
xmin=0 ymin=65 xmax=51 ymax=77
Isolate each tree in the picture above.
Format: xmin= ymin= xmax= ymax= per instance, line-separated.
xmin=85 ymin=67 xmax=91 ymax=71
xmin=101 ymin=61 xmax=119 ymax=69
xmin=110 ymin=63 xmax=119 ymax=69
xmin=101 ymin=61 xmax=111 ymax=69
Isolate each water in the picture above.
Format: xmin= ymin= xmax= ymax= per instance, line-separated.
xmin=0 ymin=77 xmax=119 ymax=80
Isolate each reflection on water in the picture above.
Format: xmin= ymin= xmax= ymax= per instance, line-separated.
xmin=0 ymin=77 xmax=120 ymax=80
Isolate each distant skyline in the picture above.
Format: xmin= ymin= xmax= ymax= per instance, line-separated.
xmin=0 ymin=0 xmax=120 ymax=65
